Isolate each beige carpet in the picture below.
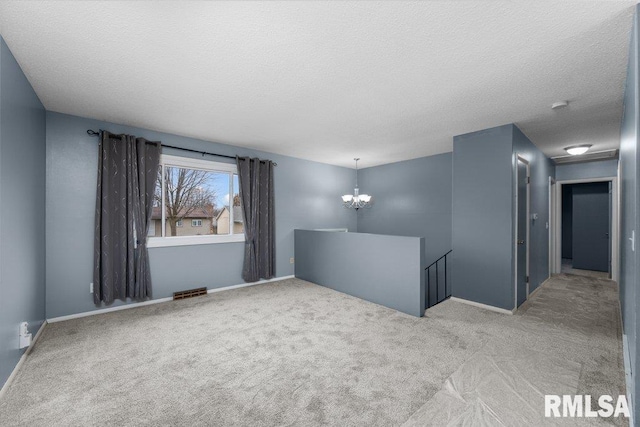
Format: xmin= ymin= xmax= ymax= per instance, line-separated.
xmin=406 ymin=273 xmax=627 ymax=426
xmin=562 ymin=258 xmax=610 ymax=279
xmin=0 ymin=275 xmax=626 ymax=426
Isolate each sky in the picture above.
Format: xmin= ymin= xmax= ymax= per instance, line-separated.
xmin=210 ymin=172 xmax=239 ymax=208
xmin=163 ymin=166 xmax=239 ymax=210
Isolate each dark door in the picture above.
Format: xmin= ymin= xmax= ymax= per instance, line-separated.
xmin=572 ymin=182 xmax=610 ymax=272
xmin=516 ymin=159 xmax=528 ymax=307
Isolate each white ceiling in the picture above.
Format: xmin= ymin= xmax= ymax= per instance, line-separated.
xmin=0 ymin=1 xmax=635 ymax=168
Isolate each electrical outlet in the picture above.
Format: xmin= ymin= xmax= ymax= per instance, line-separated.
xmin=290 ymin=257 xmax=295 ymax=264
xmin=90 ymin=282 xmax=94 ymax=293
xmin=19 ymin=322 xmax=31 ymax=349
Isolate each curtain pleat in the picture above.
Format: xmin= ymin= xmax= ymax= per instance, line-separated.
xmin=237 ymin=156 xmax=275 ymax=282
xmin=93 ymin=131 xmax=160 ymax=304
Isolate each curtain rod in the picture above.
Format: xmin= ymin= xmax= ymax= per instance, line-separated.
xmin=86 ymin=129 xmax=277 ymax=166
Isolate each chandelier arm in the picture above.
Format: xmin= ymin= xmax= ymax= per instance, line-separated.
xmin=342 ymin=157 xmax=372 ymax=210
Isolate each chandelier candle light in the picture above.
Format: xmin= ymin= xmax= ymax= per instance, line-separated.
xmin=342 ymin=158 xmax=372 ymax=210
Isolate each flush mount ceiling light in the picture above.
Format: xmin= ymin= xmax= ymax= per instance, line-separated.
xmin=342 ymin=158 xmax=372 ymax=210
xmin=564 ymin=144 xmax=592 ymax=155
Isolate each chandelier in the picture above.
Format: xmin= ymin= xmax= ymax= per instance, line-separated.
xmin=342 ymin=158 xmax=372 ymax=210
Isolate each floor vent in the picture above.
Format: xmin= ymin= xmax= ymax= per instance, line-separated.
xmin=173 ymin=287 xmax=207 ymax=300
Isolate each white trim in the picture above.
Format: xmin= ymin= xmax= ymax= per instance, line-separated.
xmin=161 ymin=163 xmax=166 ymax=234
xmin=554 ymin=177 xmax=617 ymax=185
xmin=47 ymin=275 xmax=295 ymax=324
xmin=623 ymin=335 xmax=635 ymax=427
xmin=147 ymin=233 xmax=245 ymax=248
xmin=619 ymin=295 xmax=635 ymax=427
xmin=206 ymin=275 xmax=294 ymax=294
xmin=554 ymin=180 xmax=562 ymax=274
xmin=616 ymin=165 xmax=621 ymax=283
xmin=552 ymin=176 xmax=619 ymax=282
xmin=450 ymin=296 xmax=515 ymax=315
xmin=161 ymin=154 xmax=237 ymax=173
xmin=0 ymin=320 xmax=48 ymax=401
xmin=48 ymin=296 xmax=174 ymax=323
xmin=548 ymin=176 xmax=556 ymax=278
xmin=229 ymin=173 xmax=235 ymax=228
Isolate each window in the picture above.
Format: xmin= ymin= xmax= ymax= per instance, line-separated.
xmin=147 ymin=155 xmax=245 ymax=247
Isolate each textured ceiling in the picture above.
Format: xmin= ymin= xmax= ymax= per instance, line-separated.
xmin=0 ymin=1 xmax=635 ymax=168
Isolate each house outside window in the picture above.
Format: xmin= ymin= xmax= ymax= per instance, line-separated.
xmin=147 ymin=155 xmax=245 ymax=247
xmin=147 ymin=220 xmax=156 ymax=237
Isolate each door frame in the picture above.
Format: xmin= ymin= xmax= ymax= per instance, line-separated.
xmin=549 ymin=177 xmax=557 ymax=278
xmin=514 ymin=155 xmax=530 ymax=309
xmin=551 ymin=176 xmax=619 ymax=281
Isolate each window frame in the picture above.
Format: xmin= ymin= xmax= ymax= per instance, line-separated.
xmin=191 ymin=219 xmax=202 ymax=227
xmin=147 ymin=154 xmax=245 ymax=248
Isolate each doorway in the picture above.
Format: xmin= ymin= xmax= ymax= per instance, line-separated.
xmin=515 ymin=156 xmax=530 ymax=308
xmin=551 ymin=177 xmax=619 ymax=281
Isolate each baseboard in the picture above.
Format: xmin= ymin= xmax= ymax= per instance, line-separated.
xmin=623 ymin=334 xmax=635 ymax=427
xmin=619 ymin=294 xmax=635 ymax=427
xmin=47 ymin=275 xmax=296 ymax=324
xmin=47 ymin=296 xmax=174 ymax=323
xmin=207 ymin=275 xmax=294 ymax=295
xmin=449 ymin=296 xmax=514 ymax=315
xmin=0 ymin=320 xmax=48 ymax=400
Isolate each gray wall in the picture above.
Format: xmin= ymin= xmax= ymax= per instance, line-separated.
xmin=46 ymin=112 xmax=357 ymax=318
xmin=555 ymin=159 xmax=618 ymax=181
xmin=512 ymin=125 xmax=555 ymax=294
xmin=0 ymin=37 xmax=46 ymax=387
xmin=452 ymin=124 xmax=554 ymax=311
xmin=294 ymin=230 xmax=425 ymax=317
xmin=619 ymin=5 xmax=639 ymax=421
xmin=452 ymin=125 xmax=514 ymax=309
xmin=356 ymin=153 xmax=452 ymax=266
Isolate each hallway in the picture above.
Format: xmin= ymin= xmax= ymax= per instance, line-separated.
xmin=562 ymin=258 xmax=611 ymax=280
xmin=408 ymin=273 xmax=627 ymax=425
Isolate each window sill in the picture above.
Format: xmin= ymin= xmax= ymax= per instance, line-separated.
xmin=147 ymin=234 xmax=245 ymax=248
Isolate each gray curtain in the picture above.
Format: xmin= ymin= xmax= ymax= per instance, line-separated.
xmin=94 ymin=131 xmax=161 ymax=304
xmin=236 ymin=156 xmax=275 ymax=282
